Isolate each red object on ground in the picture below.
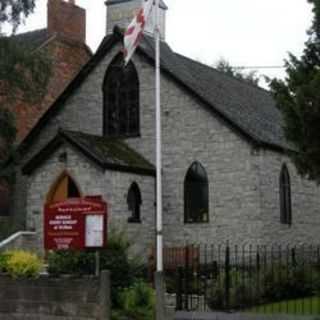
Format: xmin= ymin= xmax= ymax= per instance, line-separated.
xmin=44 ymin=196 xmax=107 ymax=250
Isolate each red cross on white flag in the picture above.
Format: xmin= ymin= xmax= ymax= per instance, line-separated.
xmin=123 ymin=0 xmax=154 ymax=66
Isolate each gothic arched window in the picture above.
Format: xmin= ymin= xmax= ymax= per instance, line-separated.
xmin=280 ymin=164 xmax=292 ymax=225
xmin=103 ymin=53 xmax=140 ymax=137
xmin=127 ymin=182 xmax=142 ymax=223
xmin=184 ymin=162 xmax=209 ymax=223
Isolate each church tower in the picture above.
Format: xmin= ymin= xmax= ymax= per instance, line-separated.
xmin=105 ymin=0 xmax=168 ymax=40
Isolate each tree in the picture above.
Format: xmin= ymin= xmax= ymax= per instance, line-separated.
xmin=215 ymin=58 xmax=260 ymax=86
xmin=270 ymin=0 xmax=320 ymax=183
xmin=0 ymin=0 xmax=35 ymax=32
xmin=0 ymin=0 xmax=50 ymax=162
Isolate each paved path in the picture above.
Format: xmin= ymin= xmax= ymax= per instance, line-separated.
xmin=175 ymin=311 xmax=319 ymax=320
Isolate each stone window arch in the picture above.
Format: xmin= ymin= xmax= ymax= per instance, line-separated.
xmin=280 ymin=164 xmax=292 ymax=225
xmin=184 ymin=161 xmax=209 ymax=223
xmin=103 ymin=53 xmax=140 ymax=137
xmin=46 ymin=171 xmax=81 ymax=204
xmin=127 ymin=182 xmax=142 ymax=223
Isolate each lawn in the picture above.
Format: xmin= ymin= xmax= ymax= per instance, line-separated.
xmin=248 ymin=297 xmax=320 ymax=315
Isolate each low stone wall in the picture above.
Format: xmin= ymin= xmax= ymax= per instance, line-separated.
xmin=175 ymin=311 xmax=316 ymax=320
xmin=0 ymin=270 xmax=110 ymax=320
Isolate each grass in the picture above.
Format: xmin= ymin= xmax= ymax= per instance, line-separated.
xmin=248 ymin=297 xmax=320 ymax=315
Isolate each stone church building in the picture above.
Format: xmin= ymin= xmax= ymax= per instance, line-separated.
xmin=7 ymin=0 xmax=320 ymax=253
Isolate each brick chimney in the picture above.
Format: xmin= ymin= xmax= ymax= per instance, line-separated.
xmin=47 ymin=0 xmax=86 ymax=43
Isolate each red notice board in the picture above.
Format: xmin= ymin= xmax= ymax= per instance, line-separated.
xmin=44 ymin=196 xmax=107 ymax=250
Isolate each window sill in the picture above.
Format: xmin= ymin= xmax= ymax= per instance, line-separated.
xmin=104 ymin=133 xmax=141 ymax=139
xmin=184 ymin=221 xmax=209 ymax=224
xmin=128 ymin=217 xmax=141 ymax=224
xmin=280 ymin=223 xmax=292 ymax=227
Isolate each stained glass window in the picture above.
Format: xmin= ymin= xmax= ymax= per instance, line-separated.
xmin=103 ymin=54 xmax=139 ymax=137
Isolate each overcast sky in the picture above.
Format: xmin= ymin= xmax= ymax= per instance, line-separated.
xmin=18 ymin=0 xmax=313 ymax=85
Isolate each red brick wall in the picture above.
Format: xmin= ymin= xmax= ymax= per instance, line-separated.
xmin=14 ymin=37 xmax=91 ymax=141
xmin=47 ymin=0 xmax=86 ymax=43
xmin=1 ymin=0 xmax=91 ymax=142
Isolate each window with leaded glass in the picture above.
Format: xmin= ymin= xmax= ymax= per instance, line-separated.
xmin=103 ymin=53 xmax=139 ymax=137
xmin=184 ymin=162 xmax=209 ymax=223
xmin=127 ymin=182 xmax=142 ymax=223
xmin=280 ymin=164 xmax=292 ymax=225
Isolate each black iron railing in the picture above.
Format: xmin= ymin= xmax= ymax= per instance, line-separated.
xmin=163 ymin=244 xmax=320 ymax=315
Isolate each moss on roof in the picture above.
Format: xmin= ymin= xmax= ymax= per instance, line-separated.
xmin=23 ymin=129 xmax=155 ymax=176
xmin=63 ymin=130 xmax=155 ymax=172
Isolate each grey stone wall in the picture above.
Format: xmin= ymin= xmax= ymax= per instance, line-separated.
xmin=0 ymin=232 xmax=38 ymax=253
xmin=105 ymin=0 xmax=166 ymax=39
xmin=106 ymin=0 xmax=141 ymax=35
xmin=256 ymin=149 xmax=320 ymax=245
xmin=123 ymin=54 xmax=263 ymax=246
xmin=0 ymin=272 xmax=110 ymax=320
xmin=122 ymin=53 xmax=320 ymax=247
xmin=15 ymin=36 xmax=320 ymax=253
xmin=26 ymin=144 xmax=155 ymax=255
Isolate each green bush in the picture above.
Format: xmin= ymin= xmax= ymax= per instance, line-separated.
xmin=0 ymin=251 xmax=12 ymax=272
xmin=47 ymin=249 xmax=95 ymax=276
xmin=206 ymin=263 xmax=318 ymax=310
xmin=112 ymin=280 xmax=155 ymax=320
xmin=47 ymin=230 xmax=147 ymax=305
xmin=261 ymin=264 xmax=314 ymax=302
xmin=206 ymin=268 xmax=255 ymax=310
xmin=5 ymin=250 xmax=43 ymax=278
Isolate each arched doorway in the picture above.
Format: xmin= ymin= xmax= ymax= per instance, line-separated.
xmin=46 ymin=171 xmax=81 ymax=204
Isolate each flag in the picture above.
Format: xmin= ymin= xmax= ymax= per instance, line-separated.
xmin=123 ymin=0 xmax=153 ymax=66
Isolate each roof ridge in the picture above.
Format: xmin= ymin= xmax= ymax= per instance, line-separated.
xmin=12 ymin=28 xmax=47 ymax=38
xmin=175 ymin=52 xmax=272 ymax=95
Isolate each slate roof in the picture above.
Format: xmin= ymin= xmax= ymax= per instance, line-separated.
xmin=19 ymin=29 xmax=290 ymax=154
xmin=11 ymin=29 xmax=51 ymax=51
xmin=139 ymin=35 xmax=289 ymax=150
xmin=22 ymin=130 xmax=155 ymax=176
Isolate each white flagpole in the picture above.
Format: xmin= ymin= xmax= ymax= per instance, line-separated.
xmin=155 ymin=0 xmax=163 ymax=272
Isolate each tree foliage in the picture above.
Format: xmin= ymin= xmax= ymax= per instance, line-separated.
xmin=0 ymin=37 xmax=51 ymax=103
xmin=215 ymin=58 xmax=260 ymax=86
xmin=270 ymin=0 xmax=320 ymax=183
xmin=0 ymin=0 xmax=51 ymax=164
xmin=0 ymin=0 xmax=35 ymax=32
